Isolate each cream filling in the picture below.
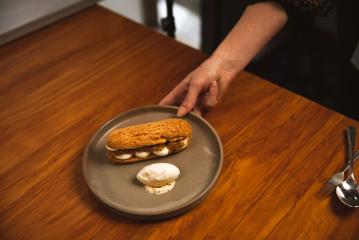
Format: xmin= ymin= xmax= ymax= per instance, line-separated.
xmin=114 ymin=153 xmax=133 ymax=160
xmin=135 ymin=151 xmax=150 ymax=158
xmin=181 ymin=138 xmax=189 ymax=149
xmin=105 ymin=144 xmax=118 ymax=152
xmin=153 ymin=147 xmax=169 ymax=156
xmin=109 ymin=137 xmax=188 ymax=159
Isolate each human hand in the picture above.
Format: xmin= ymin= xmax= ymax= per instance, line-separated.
xmin=159 ymin=57 xmax=234 ymax=116
xmin=160 ymin=0 xmax=287 ymax=116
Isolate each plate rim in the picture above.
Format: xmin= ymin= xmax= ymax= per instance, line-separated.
xmin=82 ymin=105 xmax=223 ymax=219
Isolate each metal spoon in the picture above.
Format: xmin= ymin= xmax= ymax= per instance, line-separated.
xmin=336 ymin=126 xmax=359 ymax=207
xmin=320 ymin=144 xmax=359 ymax=196
xmin=327 ymin=150 xmax=359 ymax=187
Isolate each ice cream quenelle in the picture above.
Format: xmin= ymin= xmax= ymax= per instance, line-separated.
xmin=136 ymin=163 xmax=180 ymax=195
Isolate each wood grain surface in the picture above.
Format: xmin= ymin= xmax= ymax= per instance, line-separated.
xmin=1 ymin=6 xmax=359 ymax=240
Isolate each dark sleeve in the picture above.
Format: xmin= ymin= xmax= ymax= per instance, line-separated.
xmin=248 ymin=0 xmax=335 ymax=16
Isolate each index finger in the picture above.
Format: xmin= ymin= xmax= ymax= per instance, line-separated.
xmin=177 ymin=80 xmax=202 ymax=116
xmin=159 ymin=79 xmax=188 ymax=106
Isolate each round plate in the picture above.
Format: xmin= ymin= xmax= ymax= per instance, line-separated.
xmin=82 ymin=105 xmax=223 ymax=220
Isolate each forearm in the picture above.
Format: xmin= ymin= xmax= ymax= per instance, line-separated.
xmin=159 ymin=1 xmax=288 ymax=115
xmin=211 ymin=1 xmax=288 ymax=82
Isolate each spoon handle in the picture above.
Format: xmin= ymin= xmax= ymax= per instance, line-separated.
xmin=347 ymin=126 xmax=356 ymax=176
xmin=342 ymin=150 xmax=359 ymax=172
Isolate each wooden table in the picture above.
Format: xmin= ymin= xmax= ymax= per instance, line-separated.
xmin=1 ymin=6 xmax=359 ymax=240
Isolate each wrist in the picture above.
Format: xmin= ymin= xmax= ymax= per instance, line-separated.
xmin=210 ymin=50 xmax=245 ymax=84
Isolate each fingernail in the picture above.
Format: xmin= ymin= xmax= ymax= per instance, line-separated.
xmin=206 ymin=98 xmax=218 ymax=107
xmin=177 ymin=106 xmax=186 ymax=116
xmin=194 ymin=111 xmax=202 ymax=117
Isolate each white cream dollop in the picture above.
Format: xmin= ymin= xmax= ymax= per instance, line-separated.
xmin=114 ymin=153 xmax=133 ymax=160
xmin=136 ymin=163 xmax=180 ymax=187
xmin=105 ymin=144 xmax=118 ymax=152
xmin=181 ymin=138 xmax=189 ymax=149
xmin=135 ymin=151 xmax=150 ymax=158
xmin=153 ymin=147 xmax=169 ymax=156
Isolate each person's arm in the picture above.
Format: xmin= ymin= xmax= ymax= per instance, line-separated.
xmin=159 ymin=1 xmax=288 ymax=116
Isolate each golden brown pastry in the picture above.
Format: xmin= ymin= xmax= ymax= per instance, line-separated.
xmin=106 ymin=118 xmax=192 ymax=163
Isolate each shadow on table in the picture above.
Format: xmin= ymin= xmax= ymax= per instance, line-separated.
xmin=329 ymin=193 xmax=355 ymax=217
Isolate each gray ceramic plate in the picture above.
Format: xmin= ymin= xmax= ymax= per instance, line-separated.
xmin=82 ymin=105 xmax=223 ymax=220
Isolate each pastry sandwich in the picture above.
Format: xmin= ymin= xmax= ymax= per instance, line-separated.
xmin=106 ymin=118 xmax=192 ymax=163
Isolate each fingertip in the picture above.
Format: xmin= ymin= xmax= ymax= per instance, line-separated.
xmin=210 ymin=81 xmax=219 ymax=98
xmin=158 ymin=99 xmax=168 ymax=106
xmin=177 ymin=106 xmax=187 ymax=117
xmin=193 ymin=109 xmax=202 ymax=117
xmin=204 ymin=82 xmax=219 ymax=107
xmin=179 ymin=90 xmax=200 ymax=116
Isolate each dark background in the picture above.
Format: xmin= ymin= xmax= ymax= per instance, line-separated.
xmin=201 ymin=0 xmax=359 ymax=121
